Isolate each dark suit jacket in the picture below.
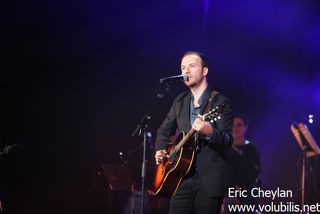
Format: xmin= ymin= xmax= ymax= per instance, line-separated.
xmin=155 ymin=86 xmax=233 ymax=197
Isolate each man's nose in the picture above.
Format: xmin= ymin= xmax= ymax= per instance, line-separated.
xmin=183 ymin=69 xmax=190 ymax=74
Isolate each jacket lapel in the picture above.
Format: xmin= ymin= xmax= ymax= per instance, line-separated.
xmin=180 ymin=91 xmax=191 ymax=131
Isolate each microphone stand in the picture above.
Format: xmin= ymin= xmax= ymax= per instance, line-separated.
xmin=301 ymin=146 xmax=307 ymax=214
xmin=291 ymin=122 xmax=320 ymax=214
xmin=0 ymin=143 xmax=24 ymax=214
xmin=131 ymin=89 xmax=167 ymax=214
xmin=294 ymin=127 xmax=309 ymax=214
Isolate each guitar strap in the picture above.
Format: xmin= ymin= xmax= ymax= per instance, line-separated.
xmin=191 ymin=89 xmax=220 ymax=151
xmin=201 ymin=89 xmax=219 ymax=115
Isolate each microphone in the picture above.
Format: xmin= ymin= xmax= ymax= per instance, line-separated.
xmin=159 ymin=74 xmax=188 ymax=84
xmin=0 ymin=143 xmax=24 ymax=156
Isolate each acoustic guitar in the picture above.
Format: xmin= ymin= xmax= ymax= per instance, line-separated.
xmin=153 ymin=104 xmax=225 ymax=197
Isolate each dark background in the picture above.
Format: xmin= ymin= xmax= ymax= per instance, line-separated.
xmin=3 ymin=0 xmax=320 ymax=213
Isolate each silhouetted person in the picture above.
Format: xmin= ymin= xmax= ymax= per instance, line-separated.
xmin=225 ymin=113 xmax=260 ymax=213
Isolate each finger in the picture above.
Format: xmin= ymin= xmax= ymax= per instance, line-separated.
xmin=192 ymin=124 xmax=198 ymax=131
xmin=197 ymin=114 xmax=204 ymax=120
xmin=194 ymin=118 xmax=201 ymax=123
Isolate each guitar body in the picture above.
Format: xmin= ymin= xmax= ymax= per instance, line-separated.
xmin=152 ymin=104 xmax=225 ymax=197
xmin=153 ymin=132 xmax=196 ymax=197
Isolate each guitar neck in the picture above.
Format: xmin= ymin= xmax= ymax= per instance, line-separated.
xmin=172 ymin=104 xmax=225 ymax=154
xmin=175 ymin=129 xmax=196 ymax=151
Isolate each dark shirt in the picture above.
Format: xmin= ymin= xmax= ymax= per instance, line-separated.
xmin=226 ymin=141 xmax=260 ymax=188
xmin=189 ymin=86 xmax=211 ymax=125
xmin=189 ymin=86 xmax=213 ymax=143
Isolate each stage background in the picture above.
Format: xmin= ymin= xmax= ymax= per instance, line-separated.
xmin=3 ymin=0 xmax=320 ymax=213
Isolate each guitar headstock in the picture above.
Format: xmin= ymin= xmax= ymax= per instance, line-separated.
xmin=204 ymin=104 xmax=226 ymax=123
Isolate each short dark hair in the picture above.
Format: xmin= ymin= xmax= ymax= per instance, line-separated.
xmin=182 ymin=51 xmax=208 ymax=68
xmin=233 ymin=113 xmax=250 ymax=126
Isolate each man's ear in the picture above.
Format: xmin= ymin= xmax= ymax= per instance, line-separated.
xmin=203 ymin=67 xmax=209 ymax=76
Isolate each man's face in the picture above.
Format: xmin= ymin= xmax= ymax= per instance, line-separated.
xmin=181 ymin=54 xmax=208 ymax=88
xmin=232 ymin=117 xmax=247 ymax=139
